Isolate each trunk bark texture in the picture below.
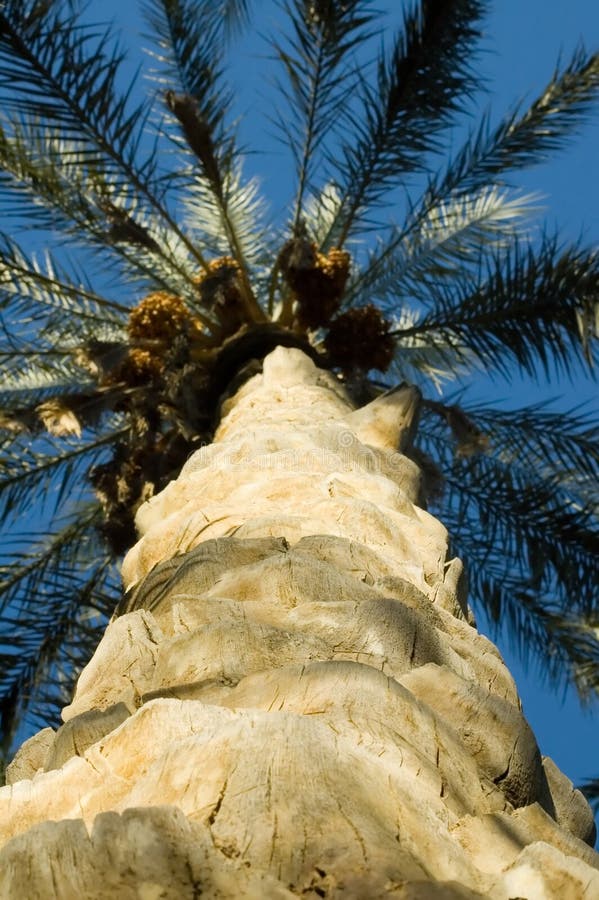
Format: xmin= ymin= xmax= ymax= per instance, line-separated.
xmin=1 ymin=347 xmax=597 ymax=898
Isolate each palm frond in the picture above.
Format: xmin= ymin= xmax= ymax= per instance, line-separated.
xmin=271 ymin=0 xmax=376 ymax=231
xmin=143 ymin=0 xmax=231 ymax=113
xmin=0 ymin=358 xmax=92 ymax=406
xmin=303 ymin=181 xmax=345 ymax=245
xmin=181 ymin=162 xmax=271 ymax=269
xmin=0 ymin=424 xmax=129 ymax=522
xmin=322 ymin=0 xmax=487 ymax=247
xmin=0 ymin=119 xmax=105 ymax=233
xmin=220 ymin=0 xmax=253 ymax=37
xmin=456 ymin=464 xmax=597 ymax=615
xmin=418 ymin=402 xmax=599 ymax=681
xmin=348 ymin=45 xmax=599 ymax=302
xmin=0 ymin=121 xmax=207 ymax=296
xmin=463 ymin=556 xmax=599 ymax=697
xmin=386 ymin=321 xmax=470 ymax=390
xmin=0 ymin=505 xmax=106 ymax=616
xmin=166 ymin=93 xmax=264 ymax=316
xmin=423 ymin=45 xmax=599 ymax=206
xmin=0 ymin=506 xmax=118 ymax=747
xmin=0 ymin=3 xmax=152 ymax=179
xmin=458 ymin=400 xmax=599 ymax=486
xmin=348 ymin=187 xmax=541 ymax=308
xmin=391 ymin=236 xmax=599 ymax=379
xmin=424 ymin=496 xmax=598 ymax=698
xmin=0 ymin=233 xmax=128 ymax=323
xmin=143 ymin=1 xmax=262 ymax=291
xmin=0 ymin=1 xmax=205 ymax=267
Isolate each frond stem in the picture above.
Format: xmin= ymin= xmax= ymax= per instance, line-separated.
xmin=291 ymin=37 xmax=327 ymax=235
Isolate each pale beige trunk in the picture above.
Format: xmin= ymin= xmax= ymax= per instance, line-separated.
xmin=1 ymin=348 xmax=597 ymax=898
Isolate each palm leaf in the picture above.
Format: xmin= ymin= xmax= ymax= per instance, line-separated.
xmin=0 ymin=121 xmax=207 ymax=296
xmin=180 ymin=161 xmax=272 ymax=270
xmin=390 ymin=236 xmax=598 ymax=379
xmin=0 ymin=1 xmax=205 ymax=268
xmin=0 ymin=424 xmax=129 ymax=522
xmin=143 ymin=0 xmax=231 ymax=114
xmin=347 ymin=187 xmax=541 ymax=308
xmin=344 ymin=45 xmax=599 ymax=298
xmin=321 ymin=0 xmax=487 ymax=247
xmin=0 ymin=360 xmax=92 ymax=405
xmin=447 ymin=46 xmax=599 ymax=192
xmin=0 ymin=506 xmax=117 ymax=748
xmin=0 ymin=233 xmax=128 ymax=323
xmin=416 ymin=400 xmax=599 ymax=694
xmin=459 ymin=553 xmax=599 ymax=696
xmin=0 ymin=3 xmax=153 ymax=179
xmin=220 ymin=0 xmax=253 ymax=37
xmin=457 ymin=400 xmax=599 ymax=486
xmin=270 ymin=0 xmax=376 ymax=231
xmin=143 ymin=0 xmax=264 ymax=313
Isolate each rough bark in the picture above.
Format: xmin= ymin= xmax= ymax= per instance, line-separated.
xmin=1 ymin=347 xmax=597 ymax=898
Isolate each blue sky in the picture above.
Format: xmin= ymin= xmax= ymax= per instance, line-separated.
xmin=10 ymin=0 xmax=599 ymax=825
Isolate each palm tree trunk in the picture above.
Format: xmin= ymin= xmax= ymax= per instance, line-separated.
xmin=1 ymin=347 xmax=597 ymax=898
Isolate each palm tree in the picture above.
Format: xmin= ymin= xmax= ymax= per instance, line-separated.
xmin=0 ymin=0 xmax=597 ymax=816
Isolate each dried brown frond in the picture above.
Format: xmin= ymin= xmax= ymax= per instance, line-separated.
xmin=0 ymin=409 xmax=36 ymax=433
xmin=194 ymin=256 xmax=245 ymax=333
xmin=74 ymin=341 xmax=129 ymax=380
xmin=37 ymin=399 xmax=82 ymax=437
xmin=424 ymin=400 xmax=492 ymax=458
xmin=165 ymin=91 xmax=218 ymax=179
xmin=445 ymin=406 xmax=491 ymax=457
